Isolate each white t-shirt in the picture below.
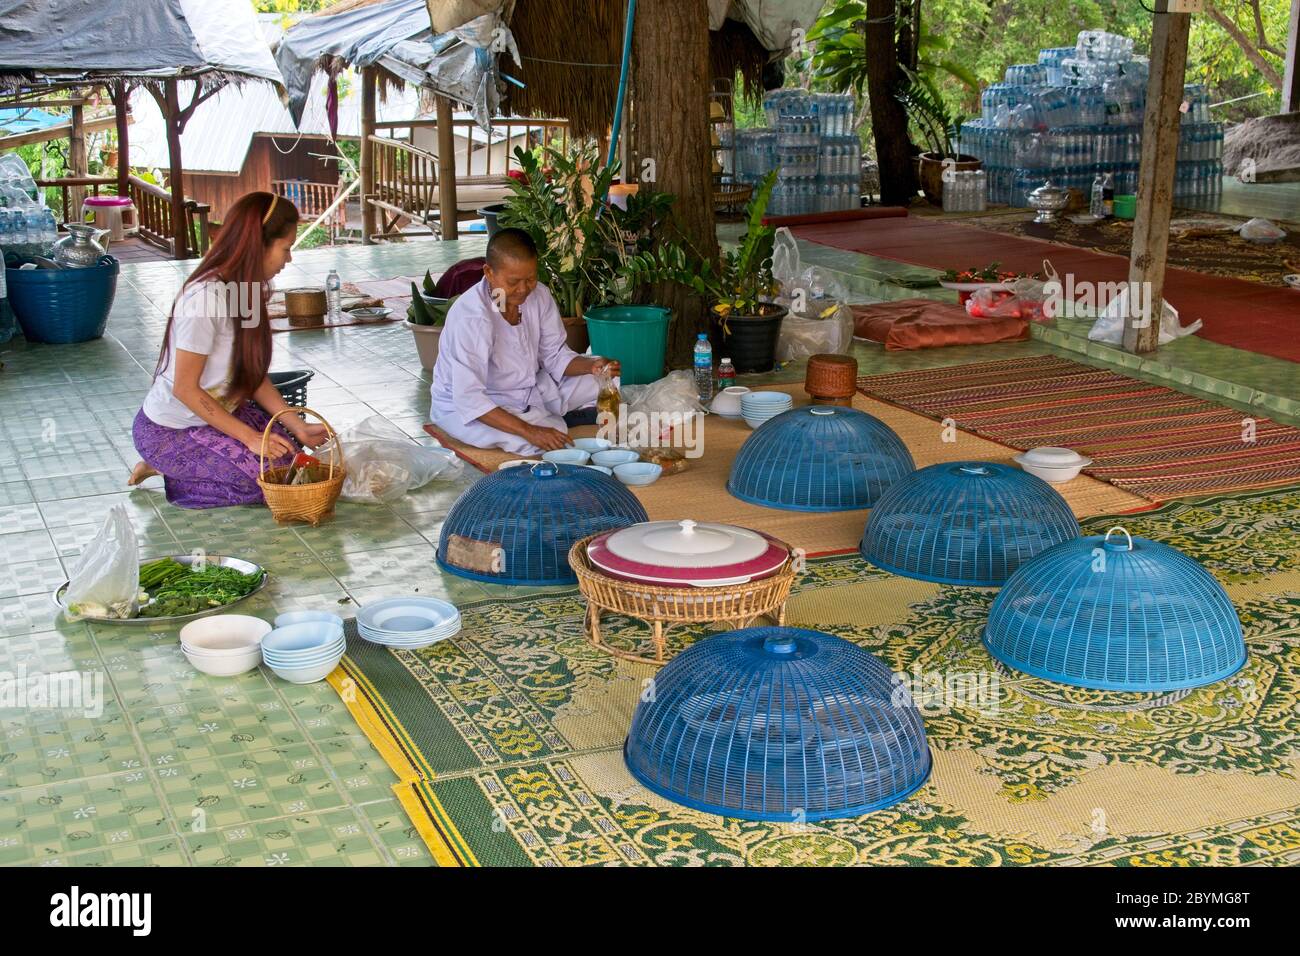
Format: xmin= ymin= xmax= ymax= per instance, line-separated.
xmin=141 ymin=280 xmax=239 ymax=429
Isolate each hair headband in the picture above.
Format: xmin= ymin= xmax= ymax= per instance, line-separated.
xmin=262 ymin=194 xmax=278 ymax=225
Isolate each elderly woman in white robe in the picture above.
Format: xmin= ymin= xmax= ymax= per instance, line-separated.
xmin=429 ymin=229 xmax=619 ymax=455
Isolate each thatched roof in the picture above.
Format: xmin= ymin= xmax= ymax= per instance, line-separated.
xmin=506 ymin=0 xmax=770 ymax=138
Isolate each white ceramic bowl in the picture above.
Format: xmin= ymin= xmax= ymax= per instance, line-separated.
xmin=275 ymin=610 xmax=344 ymax=629
xmin=179 ymin=615 xmax=272 ymax=655
xmin=593 ymin=449 xmax=640 ymax=467
xmin=614 ymin=462 xmax=663 ymax=487
xmin=572 ymin=437 xmax=613 ymax=453
xmin=740 ymin=391 xmax=792 ymax=411
xmin=267 ymin=654 xmax=344 ymax=684
xmin=1013 ymin=446 xmax=1093 ymax=483
xmin=542 ymin=448 xmax=590 ymax=466
xmin=710 ymin=386 xmax=751 ymax=417
xmin=182 ymin=646 xmax=264 ymax=677
xmin=582 ymin=464 xmax=614 ymax=476
xmin=497 ymin=458 xmax=538 ymax=470
xmin=1284 ymin=274 xmax=1300 ymax=290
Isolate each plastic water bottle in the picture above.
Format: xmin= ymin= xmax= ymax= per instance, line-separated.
xmin=1090 ymin=173 xmax=1106 ymax=217
xmin=716 ymin=357 xmax=735 ymax=392
xmin=693 ymin=333 xmax=714 ymax=403
xmin=24 ymin=208 xmax=43 ymax=249
xmin=325 ymin=269 xmax=342 ymax=323
xmin=41 ymin=208 xmax=57 ymax=245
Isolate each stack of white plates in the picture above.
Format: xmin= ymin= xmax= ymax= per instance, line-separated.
xmin=357 ymin=596 xmax=461 ymax=648
xmin=740 ymin=391 xmax=794 ymax=429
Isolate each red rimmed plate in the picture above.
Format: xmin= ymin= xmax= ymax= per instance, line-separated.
xmin=586 ymin=520 xmax=791 ymax=587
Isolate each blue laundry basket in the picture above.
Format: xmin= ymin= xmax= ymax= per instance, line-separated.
xmin=5 ymin=254 xmax=118 ymax=344
xmin=437 ymin=461 xmax=649 ymax=586
xmin=983 ymin=527 xmax=1247 ymax=691
xmin=860 ymin=461 xmax=1080 ymax=587
xmin=625 ymin=626 xmax=932 ymax=822
xmin=727 ymin=405 xmax=915 ymax=512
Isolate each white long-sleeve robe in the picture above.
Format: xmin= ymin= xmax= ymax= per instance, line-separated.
xmin=429 ymin=278 xmax=599 ymax=455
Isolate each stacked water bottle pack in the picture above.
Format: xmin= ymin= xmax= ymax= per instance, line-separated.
xmin=731 ymin=90 xmax=861 ymax=217
xmin=959 ymin=30 xmax=1224 ymax=208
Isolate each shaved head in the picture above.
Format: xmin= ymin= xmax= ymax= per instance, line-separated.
xmin=486 ymin=228 xmax=538 ymax=270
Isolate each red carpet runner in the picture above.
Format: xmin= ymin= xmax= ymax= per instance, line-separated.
xmin=857 ymin=354 xmax=1300 ymax=501
xmin=794 ymin=216 xmax=1300 ymax=363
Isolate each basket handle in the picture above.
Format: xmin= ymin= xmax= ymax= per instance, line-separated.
xmin=259 ymin=405 xmax=342 ymax=480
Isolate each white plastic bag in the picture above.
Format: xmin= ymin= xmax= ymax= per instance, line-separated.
xmin=617 ymin=370 xmax=706 ymax=449
xmin=771 ymin=226 xmax=855 ymax=359
xmin=1238 ymin=217 xmax=1286 ymax=243
xmin=64 ymin=506 xmax=140 ymax=620
xmin=777 ymin=304 xmax=856 ymax=360
xmin=1088 ymin=288 xmax=1202 ymax=346
xmin=317 ymin=415 xmax=462 ymax=503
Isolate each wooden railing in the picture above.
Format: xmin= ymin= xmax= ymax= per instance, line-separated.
xmin=126 ymin=175 xmax=210 ymax=257
xmin=36 ymin=176 xmax=117 ymax=224
xmin=371 ymin=116 xmax=569 ymax=178
xmin=369 ymin=135 xmax=439 ymax=234
xmin=274 ymin=179 xmax=347 ymax=240
xmin=34 ymin=174 xmax=211 ymax=257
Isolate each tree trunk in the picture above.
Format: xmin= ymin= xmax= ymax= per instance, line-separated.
xmin=629 ymin=0 xmax=717 ymax=368
xmin=864 ymin=0 xmax=917 ymax=205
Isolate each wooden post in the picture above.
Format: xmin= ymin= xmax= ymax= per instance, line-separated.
xmin=163 ymin=79 xmax=188 ymax=260
xmin=360 ymin=66 xmax=376 ymax=244
xmin=1123 ymin=6 xmax=1191 ymax=354
xmin=68 ymin=102 xmax=88 ymax=219
xmin=1284 ymin=0 xmax=1300 ymax=114
xmin=113 ymin=81 xmax=130 ymax=198
xmin=435 ymin=95 xmax=458 ymax=240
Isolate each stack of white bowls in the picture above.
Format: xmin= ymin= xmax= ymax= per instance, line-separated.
xmin=179 ymin=615 xmax=272 ymax=677
xmin=740 ymin=391 xmax=794 ymax=429
xmin=357 ymin=596 xmax=461 ymax=648
xmin=262 ymin=612 xmax=346 ymax=683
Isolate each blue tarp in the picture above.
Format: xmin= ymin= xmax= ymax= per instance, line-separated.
xmin=0 ymin=107 xmax=62 ymax=137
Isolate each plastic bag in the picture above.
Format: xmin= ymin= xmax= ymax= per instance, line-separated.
xmin=1087 ymin=288 xmax=1202 ymax=346
xmin=64 ymin=506 xmax=140 ymax=620
xmin=965 ymin=259 xmax=1058 ymax=324
xmin=316 ymin=415 xmax=462 ymax=503
xmin=617 ymin=370 xmax=706 ymax=452
xmin=771 ymin=227 xmax=855 ymax=359
xmin=1238 ymin=217 xmax=1286 ymax=243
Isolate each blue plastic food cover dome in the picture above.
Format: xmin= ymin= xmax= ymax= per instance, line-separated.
xmin=437 ymin=462 xmax=649 ymax=586
xmin=860 ymin=461 xmax=1080 ymax=586
xmin=728 ymin=406 xmax=915 ymax=511
xmin=624 ymin=627 xmax=932 ymax=822
xmin=984 ymin=527 xmax=1247 ymax=691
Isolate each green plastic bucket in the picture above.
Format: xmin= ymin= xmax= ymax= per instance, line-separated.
xmin=1113 ymin=194 xmax=1137 ymax=220
xmin=583 ymin=305 xmax=672 ymax=385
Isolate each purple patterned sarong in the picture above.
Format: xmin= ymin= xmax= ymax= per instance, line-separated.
xmin=132 ymin=403 xmax=298 ymax=509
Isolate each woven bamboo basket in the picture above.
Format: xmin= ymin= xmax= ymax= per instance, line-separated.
xmin=256 ymin=406 xmax=344 ymax=526
xmin=805 ymin=353 xmax=859 ymax=400
xmin=284 ymin=288 xmax=326 ymax=328
xmin=569 ymin=533 xmax=796 ymax=665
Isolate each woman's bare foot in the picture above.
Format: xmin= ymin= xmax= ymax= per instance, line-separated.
xmin=127 ymin=462 xmax=159 ymax=486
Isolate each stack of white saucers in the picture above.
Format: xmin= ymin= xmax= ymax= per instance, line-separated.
xmin=357 ymin=596 xmax=461 ymax=648
xmin=740 ymin=391 xmax=794 ymax=429
xmin=262 ymin=618 xmax=346 ymax=684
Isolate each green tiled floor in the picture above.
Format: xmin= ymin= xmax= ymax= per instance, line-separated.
xmin=1 ymin=226 xmax=1294 ymax=867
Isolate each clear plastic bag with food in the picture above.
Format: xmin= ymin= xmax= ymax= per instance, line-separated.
xmin=316 ymin=414 xmax=462 ymax=503
xmin=64 ymin=505 xmax=140 ymax=620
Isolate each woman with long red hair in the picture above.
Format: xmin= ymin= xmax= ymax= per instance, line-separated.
xmin=128 ymin=192 xmax=327 ymax=507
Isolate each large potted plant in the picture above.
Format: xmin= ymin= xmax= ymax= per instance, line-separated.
xmin=692 ymin=170 xmax=787 ymax=374
xmin=500 ymin=142 xmax=685 ymax=366
xmin=897 ymin=69 xmax=979 ymax=206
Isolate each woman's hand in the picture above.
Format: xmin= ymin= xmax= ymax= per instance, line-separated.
xmin=290 ymin=422 xmax=331 ymax=448
xmin=244 ymin=428 xmax=295 ymax=461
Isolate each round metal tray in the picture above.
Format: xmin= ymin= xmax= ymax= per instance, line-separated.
xmin=53 ymin=554 xmax=268 ymax=625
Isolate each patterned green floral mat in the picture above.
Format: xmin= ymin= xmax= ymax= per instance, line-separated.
xmin=336 ymin=487 xmax=1300 ymax=866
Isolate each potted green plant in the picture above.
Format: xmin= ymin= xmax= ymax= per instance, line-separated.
xmin=500 ymin=142 xmax=686 ymax=362
xmin=405 ymin=270 xmax=455 ymax=370
xmin=896 ymin=68 xmax=979 ymax=206
xmin=692 ymin=170 xmax=787 ymax=373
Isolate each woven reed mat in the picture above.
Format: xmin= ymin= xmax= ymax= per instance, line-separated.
xmin=425 ymin=384 xmax=1146 ymax=554
xmin=858 ymin=355 xmax=1300 ymax=502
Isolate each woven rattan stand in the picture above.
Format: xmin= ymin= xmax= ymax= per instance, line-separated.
xmin=569 ymin=534 xmax=795 ymax=666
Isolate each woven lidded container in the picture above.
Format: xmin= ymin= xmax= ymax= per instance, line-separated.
xmin=805 ymin=353 xmax=859 ymax=399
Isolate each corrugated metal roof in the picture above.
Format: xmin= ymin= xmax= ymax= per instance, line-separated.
xmin=127 ymin=71 xmax=423 ymax=174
